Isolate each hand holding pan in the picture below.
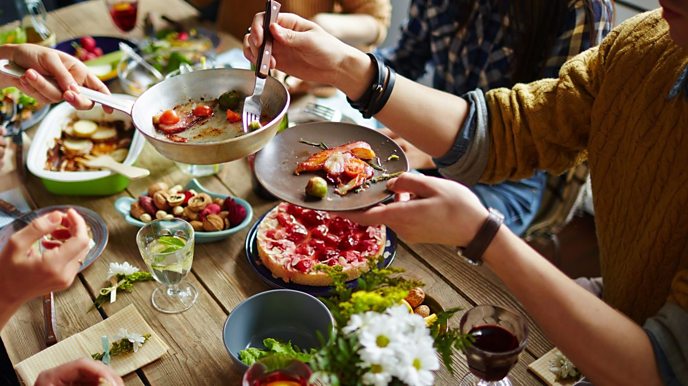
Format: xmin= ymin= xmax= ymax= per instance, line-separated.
xmin=0 ymin=59 xmax=290 ymax=165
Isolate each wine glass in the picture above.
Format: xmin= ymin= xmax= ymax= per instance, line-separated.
xmin=459 ymin=305 xmax=529 ymax=386
xmin=242 ymin=356 xmax=312 ymax=386
xmin=136 ymin=218 xmax=198 ymax=313
xmin=105 ymin=0 xmax=139 ymax=33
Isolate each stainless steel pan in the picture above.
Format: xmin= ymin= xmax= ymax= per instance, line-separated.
xmin=0 ymin=60 xmax=290 ymax=164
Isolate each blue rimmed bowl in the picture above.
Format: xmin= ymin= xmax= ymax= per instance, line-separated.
xmin=114 ymin=178 xmax=252 ymax=243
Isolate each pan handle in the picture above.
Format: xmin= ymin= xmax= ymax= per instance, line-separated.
xmin=0 ymin=59 xmax=134 ymax=114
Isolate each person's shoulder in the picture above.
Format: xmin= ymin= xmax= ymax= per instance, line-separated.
xmin=612 ymin=9 xmax=667 ymax=42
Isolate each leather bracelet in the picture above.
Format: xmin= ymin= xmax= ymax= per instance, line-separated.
xmin=365 ymin=65 xmax=396 ymax=118
xmin=347 ymin=53 xmax=385 ymax=115
xmin=457 ymin=208 xmax=504 ymax=266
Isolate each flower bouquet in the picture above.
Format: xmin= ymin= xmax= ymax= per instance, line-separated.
xmin=241 ymin=265 xmax=472 ymax=386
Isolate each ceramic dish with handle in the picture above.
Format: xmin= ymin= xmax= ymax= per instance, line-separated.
xmin=27 ymin=97 xmax=145 ymax=196
xmin=114 ymin=179 xmax=253 ymax=243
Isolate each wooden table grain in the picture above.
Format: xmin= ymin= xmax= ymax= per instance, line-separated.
xmin=0 ymin=1 xmax=552 ymax=384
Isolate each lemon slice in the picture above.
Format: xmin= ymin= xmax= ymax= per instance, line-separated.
xmin=73 ymin=119 xmax=98 ymax=138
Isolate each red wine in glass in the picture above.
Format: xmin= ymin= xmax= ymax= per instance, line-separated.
xmin=467 ymin=325 xmax=520 ymax=381
xmin=459 ymin=305 xmax=528 ymax=386
xmin=106 ymin=0 xmax=138 ymax=32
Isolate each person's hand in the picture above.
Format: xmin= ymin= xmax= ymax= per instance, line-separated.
xmin=0 ymin=208 xmax=90 ymax=305
xmin=2 ymin=44 xmax=111 ymax=111
xmin=34 ymin=358 xmax=124 ymax=386
xmin=243 ymin=12 xmax=359 ymax=87
xmin=338 ymin=173 xmax=489 ymax=246
xmin=379 ymin=128 xmax=436 ymax=170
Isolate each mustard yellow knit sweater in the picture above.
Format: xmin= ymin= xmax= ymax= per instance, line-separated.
xmin=484 ymin=10 xmax=688 ymax=323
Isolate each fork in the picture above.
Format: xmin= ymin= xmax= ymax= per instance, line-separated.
xmin=243 ymin=0 xmax=281 ymax=133
xmin=304 ymin=103 xmax=342 ymax=123
xmin=77 ymin=154 xmax=150 ymax=180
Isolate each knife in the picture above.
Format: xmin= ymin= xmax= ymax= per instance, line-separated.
xmin=43 ymin=292 xmax=58 ymax=346
xmin=0 ymin=198 xmax=33 ymax=224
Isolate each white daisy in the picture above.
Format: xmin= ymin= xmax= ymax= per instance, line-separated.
xmin=361 ymin=361 xmax=395 ymax=386
xmin=395 ymin=338 xmax=439 ymax=386
xmin=107 ymin=262 xmax=139 ymax=279
xmin=114 ymin=328 xmax=146 ymax=352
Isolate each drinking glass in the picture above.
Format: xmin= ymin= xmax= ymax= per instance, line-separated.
xmin=136 ymin=218 xmax=197 ymax=313
xmin=242 ymin=357 xmax=312 ymax=386
xmin=459 ymin=305 xmax=529 ymax=386
xmin=105 ymin=0 xmax=138 ymax=33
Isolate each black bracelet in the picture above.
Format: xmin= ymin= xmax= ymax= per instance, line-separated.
xmin=347 ymin=53 xmax=385 ymax=115
xmin=366 ymin=65 xmax=396 ymax=118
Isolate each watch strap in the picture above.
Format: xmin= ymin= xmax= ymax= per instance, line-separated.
xmin=459 ymin=208 xmax=504 ymax=266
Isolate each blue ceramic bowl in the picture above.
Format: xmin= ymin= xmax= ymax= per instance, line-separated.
xmin=114 ymin=179 xmax=252 ymax=243
xmin=223 ymin=289 xmax=334 ymax=368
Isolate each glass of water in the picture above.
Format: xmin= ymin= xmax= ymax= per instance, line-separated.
xmin=136 ymin=218 xmax=197 ymax=313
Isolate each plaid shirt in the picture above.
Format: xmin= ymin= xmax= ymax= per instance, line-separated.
xmin=379 ymin=0 xmax=614 ymax=93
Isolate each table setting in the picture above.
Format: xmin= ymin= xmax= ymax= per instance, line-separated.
xmin=0 ymin=0 xmax=562 ymax=385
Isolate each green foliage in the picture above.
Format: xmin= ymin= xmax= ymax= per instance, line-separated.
xmin=238 ymin=338 xmax=315 ymax=366
xmin=94 ymin=272 xmax=153 ymax=307
xmin=92 ymin=334 xmax=151 ymax=361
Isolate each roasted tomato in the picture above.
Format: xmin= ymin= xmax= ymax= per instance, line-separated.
xmin=226 ymin=109 xmax=241 ymax=123
xmin=158 ymin=109 xmax=180 ymax=125
xmin=192 ymin=105 xmax=213 ymax=118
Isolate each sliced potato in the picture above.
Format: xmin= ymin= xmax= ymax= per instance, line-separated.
xmin=109 ymin=148 xmax=129 ymax=162
xmin=62 ymin=122 xmax=75 ymax=137
xmin=62 ymin=138 xmax=93 ymax=156
xmin=73 ymin=119 xmax=98 ymax=138
xmin=91 ymin=127 xmax=118 ymax=142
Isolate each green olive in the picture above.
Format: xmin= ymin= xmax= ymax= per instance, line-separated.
xmin=305 ymin=176 xmax=328 ymax=199
xmin=218 ymin=90 xmax=242 ymax=111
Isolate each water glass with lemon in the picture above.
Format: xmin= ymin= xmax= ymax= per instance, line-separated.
xmin=136 ymin=218 xmax=197 ymax=313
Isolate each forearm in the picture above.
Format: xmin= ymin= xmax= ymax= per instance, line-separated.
xmin=482 ymin=228 xmax=662 ymax=386
xmin=311 ymin=13 xmax=381 ymax=47
xmin=335 ymin=50 xmax=468 ymax=157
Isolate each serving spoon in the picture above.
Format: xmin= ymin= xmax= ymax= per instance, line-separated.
xmin=77 ymin=154 xmax=150 ymax=180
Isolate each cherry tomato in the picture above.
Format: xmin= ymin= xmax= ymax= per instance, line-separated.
xmin=226 ymin=109 xmax=241 ymax=123
xmin=177 ymin=31 xmax=189 ymax=41
xmin=193 ymin=105 xmax=213 ymax=117
xmin=159 ymin=109 xmax=180 ymax=125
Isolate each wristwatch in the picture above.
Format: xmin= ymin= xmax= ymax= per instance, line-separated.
xmin=457 ymin=208 xmax=505 ymax=266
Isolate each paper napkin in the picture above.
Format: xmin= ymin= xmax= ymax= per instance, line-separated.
xmin=15 ymin=304 xmax=168 ymax=385
xmin=528 ymin=348 xmax=580 ymax=386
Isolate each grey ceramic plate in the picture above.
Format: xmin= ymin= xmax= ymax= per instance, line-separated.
xmin=254 ymin=122 xmax=409 ymax=211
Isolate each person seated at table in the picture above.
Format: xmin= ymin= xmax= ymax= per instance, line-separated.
xmin=0 ymin=209 xmax=124 ymax=386
xmin=373 ymin=0 xmax=613 ymax=236
xmin=0 ymin=43 xmax=110 ymax=170
xmin=243 ymin=7 xmax=688 ymax=386
xmin=0 ymin=44 xmax=121 ymax=386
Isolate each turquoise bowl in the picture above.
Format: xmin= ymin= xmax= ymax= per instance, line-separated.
xmin=114 ymin=178 xmax=252 ymax=243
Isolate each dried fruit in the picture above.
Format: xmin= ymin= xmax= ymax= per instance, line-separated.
xmin=405 ymin=287 xmax=425 ymax=308
xmin=172 ymin=206 xmax=184 ymax=216
xmin=130 ymin=201 xmax=145 ymax=219
xmin=147 ymin=182 xmax=169 ymax=197
xmin=167 ymin=193 xmax=185 ymax=207
xmin=183 ymin=206 xmax=198 ymax=221
xmin=188 ymin=193 xmax=212 ymax=212
xmin=190 ymin=220 xmax=204 ymax=231
xmin=225 ymin=199 xmax=247 ymax=226
xmin=199 ymin=203 xmax=222 ymax=222
xmin=140 ymin=213 xmax=152 ymax=223
xmin=414 ymin=305 xmax=430 ymax=318
xmin=139 ymin=195 xmax=156 ymax=215
xmin=155 ymin=210 xmax=168 ymax=220
xmin=153 ymin=191 xmax=171 ymax=211
xmin=203 ymin=214 xmax=224 ymax=231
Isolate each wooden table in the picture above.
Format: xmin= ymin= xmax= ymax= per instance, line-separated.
xmin=0 ymin=1 xmax=553 ymax=384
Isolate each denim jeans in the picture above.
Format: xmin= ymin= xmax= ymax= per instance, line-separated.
xmin=419 ymin=169 xmax=547 ymax=236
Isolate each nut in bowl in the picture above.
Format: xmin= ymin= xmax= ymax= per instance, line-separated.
xmin=26 ymin=97 xmax=146 ymax=196
xmin=114 ymin=179 xmax=252 ymax=243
